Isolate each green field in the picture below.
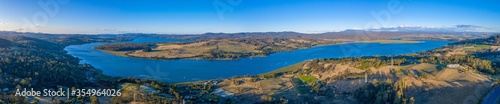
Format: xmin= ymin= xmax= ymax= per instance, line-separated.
xmin=298 ymin=76 xmax=318 ymax=84
xmin=464 ymin=44 xmax=490 ymax=51
xmin=264 ymin=62 xmax=305 ymax=75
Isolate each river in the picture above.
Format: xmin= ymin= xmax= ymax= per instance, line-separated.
xmin=64 ymin=38 xmax=452 ymax=82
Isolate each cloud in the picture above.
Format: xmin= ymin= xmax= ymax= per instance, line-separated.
xmin=94 ymin=28 xmax=132 ymax=34
xmin=364 ymin=25 xmax=495 ymax=32
xmin=454 ymin=24 xmax=482 ymax=28
xmin=14 ymin=28 xmax=25 ymax=31
xmin=95 ymin=28 xmax=116 ymax=32
xmin=450 ymin=24 xmax=495 ymax=32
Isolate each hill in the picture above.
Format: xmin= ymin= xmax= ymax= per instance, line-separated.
xmin=453 ymin=34 xmax=500 ymax=45
xmin=8 ymin=35 xmax=64 ymax=50
xmin=96 ymin=38 xmax=341 ymax=60
xmin=0 ymin=38 xmax=16 ymax=48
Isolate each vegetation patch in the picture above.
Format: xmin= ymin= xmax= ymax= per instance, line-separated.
xmin=463 ymin=44 xmax=490 ymax=51
xmin=96 ymin=38 xmax=340 ymax=60
xmin=265 ymin=62 xmax=305 ymax=75
xmin=298 ymin=76 xmax=318 ymax=84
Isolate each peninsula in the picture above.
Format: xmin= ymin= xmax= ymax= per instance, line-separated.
xmin=94 ymin=38 xmax=342 ymax=60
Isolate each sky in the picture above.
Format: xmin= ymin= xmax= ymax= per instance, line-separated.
xmin=0 ymin=0 xmax=499 ymax=34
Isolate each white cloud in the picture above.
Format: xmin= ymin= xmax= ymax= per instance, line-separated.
xmin=362 ymin=25 xmax=496 ymax=32
xmin=93 ymin=28 xmax=132 ymax=34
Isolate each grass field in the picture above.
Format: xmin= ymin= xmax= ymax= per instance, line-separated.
xmin=264 ymin=62 xmax=305 ymax=75
xmin=298 ymin=76 xmax=318 ymax=84
xmin=464 ymin=44 xmax=490 ymax=51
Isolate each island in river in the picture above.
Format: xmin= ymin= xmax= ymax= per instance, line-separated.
xmin=94 ymin=38 xmax=421 ymax=60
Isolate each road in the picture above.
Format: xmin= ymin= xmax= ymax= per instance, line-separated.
xmin=483 ymin=86 xmax=500 ymax=104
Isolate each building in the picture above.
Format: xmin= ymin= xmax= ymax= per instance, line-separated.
xmin=447 ymin=64 xmax=460 ymax=68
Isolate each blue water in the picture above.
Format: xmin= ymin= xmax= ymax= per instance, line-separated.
xmin=64 ymin=38 xmax=452 ymax=82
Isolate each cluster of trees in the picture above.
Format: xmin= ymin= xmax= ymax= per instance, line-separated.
xmin=203 ymin=49 xmax=265 ymax=60
xmin=418 ymin=55 xmax=497 ymax=74
xmin=0 ymin=36 xmax=107 ymax=103
xmin=240 ymin=38 xmax=309 ymax=52
xmin=354 ymin=79 xmax=414 ymax=104
xmin=8 ymin=35 xmax=66 ymax=51
xmin=94 ymin=43 xmax=156 ymax=51
xmin=0 ymin=36 xmax=101 ymax=88
xmin=452 ymin=34 xmax=500 ymax=45
xmin=53 ymin=36 xmax=129 ymax=46
xmin=0 ymin=38 xmax=15 ymax=48
xmin=106 ymin=78 xmax=174 ymax=103
xmin=108 ymin=77 xmax=231 ymax=103
xmin=304 ymin=56 xmax=407 ymax=71
xmin=239 ymin=38 xmax=339 ymax=54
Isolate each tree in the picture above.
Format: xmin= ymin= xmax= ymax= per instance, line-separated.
xmin=90 ymin=96 xmax=99 ymax=104
xmin=261 ymin=95 xmax=272 ymax=102
xmin=142 ymin=48 xmax=152 ymax=52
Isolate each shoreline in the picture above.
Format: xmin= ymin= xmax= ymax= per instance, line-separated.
xmin=94 ymin=42 xmax=345 ymax=60
xmin=355 ymin=40 xmax=422 ymax=44
xmin=65 ymin=39 xmax=452 ymax=83
xmin=95 ymin=39 xmax=424 ymax=60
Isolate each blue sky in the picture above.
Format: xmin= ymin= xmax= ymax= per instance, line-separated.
xmin=0 ymin=0 xmax=499 ymax=34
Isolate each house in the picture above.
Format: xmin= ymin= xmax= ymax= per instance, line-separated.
xmin=447 ymin=64 xmax=460 ymax=68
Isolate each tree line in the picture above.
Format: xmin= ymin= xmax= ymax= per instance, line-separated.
xmin=94 ymin=43 xmax=156 ymax=51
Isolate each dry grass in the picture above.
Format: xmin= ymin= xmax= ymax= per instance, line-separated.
xmin=216 ymin=60 xmax=493 ymax=103
xmin=218 ymin=75 xmax=302 ymax=102
xmin=264 ymin=62 xmax=305 ymax=75
xmin=127 ymin=40 xmax=262 ymax=59
xmin=290 ymin=39 xmax=310 ymax=43
xmin=304 ymin=61 xmax=492 ymax=103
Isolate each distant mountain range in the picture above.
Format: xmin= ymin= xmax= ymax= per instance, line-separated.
xmin=0 ymin=25 xmax=497 ymax=37
xmin=0 ymin=27 xmax=498 ymax=41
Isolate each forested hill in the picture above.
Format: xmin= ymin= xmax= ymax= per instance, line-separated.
xmin=0 ymin=38 xmax=16 ymax=48
xmin=7 ymin=35 xmax=64 ymax=50
xmin=453 ymin=34 xmax=500 ymax=45
xmin=0 ymin=35 xmax=161 ymax=103
xmin=0 ymin=36 xmax=102 ymax=99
